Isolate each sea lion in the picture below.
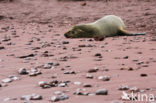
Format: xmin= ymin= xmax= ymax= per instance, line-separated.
xmin=64 ymin=15 xmax=146 ymax=41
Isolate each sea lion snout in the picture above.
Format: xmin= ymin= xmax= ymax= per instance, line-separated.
xmin=64 ymin=31 xmax=72 ymax=38
xmin=64 ymin=32 xmax=70 ymax=38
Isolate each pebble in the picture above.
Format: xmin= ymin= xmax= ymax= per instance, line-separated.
xmin=54 ymin=91 xmax=63 ymax=95
xmin=43 ymin=62 xmax=53 ymax=69
xmin=78 ymin=44 xmax=86 ymax=47
xmin=95 ymin=53 xmax=102 ymax=57
xmin=123 ymin=56 xmax=129 ymax=59
xmin=2 ymin=35 xmax=11 ymax=42
xmin=62 ymin=41 xmax=69 ymax=44
xmin=38 ymin=80 xmax=69 ymax=88
xmin=31 ymin=94 xmax=42 ymax=100
xmin=2 ymin=78 xmax=13 ymax=83
xmin=74 ymin=88 xmax=89 ymax=96
xmin=140 ymin=73 xmax=148 ymax=77
xmin=18 ymin=68 xmax=28 ymax=75
xmin=21 ymin=95 xmax=32 ymax=100
xmin=18 ymin=53 xmax=36 ymax=59
xmin=58 ymin=83 xmax=67 ymax=87
xmin=118 ymin=85 xmax=129 ymax=90
xmin=86 ymin=74 xmax=94 ymax=79
xmin=3 ymin=97 xmax=17 ymax=102
xmin=98 ymin=76 xmax=110 ymax=81
xmin=21 ymin=94 xmax=42 ymax=100
xmin=129 ymin=87 xmax=140 ymax=92
xmin=53 ymin=62 xmax=60 ymax=66
xmin=64 ymin=70 xmax=76 ymax=74
xmin=83 ymin=84 xmax=92 ymax=87
xmin=49 ymin=80 xmax=59 ymax=87
xmin=74 ymin=82 xmax=82 ymax=85
xmin=51 ymin=94 xmax=69 ymax=102
xmin=0 ymin=46 xmax=5 ymax=50
xmin=8 ymin=75 xmax=19 ymax=81
xmin=88 ymin=67 xmax=98 ymax=73
xmin=96 ymin=89 xmax=108 ymax=95
xmin=38 ymin=81 xmax=51 ymax=88
xmin=29 ymin=68 xmax=42 ymax=76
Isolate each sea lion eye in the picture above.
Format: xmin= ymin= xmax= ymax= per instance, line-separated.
xmin=71 ymin=31 xmax=75 ymax=34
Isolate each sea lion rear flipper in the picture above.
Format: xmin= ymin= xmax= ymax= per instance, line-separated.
xmin=119 ymin=29 xmax=146 ymax=36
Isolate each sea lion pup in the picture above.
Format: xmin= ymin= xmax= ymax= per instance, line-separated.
xmin=64 ymin=15 xmax=146 ymax=41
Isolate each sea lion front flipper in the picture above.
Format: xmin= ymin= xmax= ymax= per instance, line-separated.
xmin=93 ymin=36 xmax=105 ymax=41
xmin=118 ymin=28 xmax=146 ymax=36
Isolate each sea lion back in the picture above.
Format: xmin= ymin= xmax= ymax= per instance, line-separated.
xmin=93 ymin=15 xmax=126 ymax=36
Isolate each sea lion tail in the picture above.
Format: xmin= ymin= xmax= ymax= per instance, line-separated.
xmin=119 ymin=29 xmax=146 ymax=36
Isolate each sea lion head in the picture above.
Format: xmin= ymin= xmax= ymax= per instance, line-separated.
xmin=64 ymin=25 xmax=95 ymax=38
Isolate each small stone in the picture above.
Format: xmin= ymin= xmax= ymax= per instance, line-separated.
xmin=2 ymin=35 xmax=11 ymax=42
xmin=140 ymin=73 xmax=148 ymax=77
xmin=39 ymin=81 xmax=47 ymax=87
xmin=95 ymin=53 xmax=102 ymax=57
xmin=96 ymin=89 xmax=108 ymax=95
xmin=118 ymin=85 xmax=129 ymax=91
xmin=51 ymin=94 xmax=69 ymax=102
xmin=8 ymin=75 xmax=19 ymax=81
xmin=18 ymin=68 xmax=28 ymax=75
xmin=74 ymin=88 xmax=89 ymax=95
xmin=83 ymin=84 xmax=92 ymax=87
xmin=53 ymin=62 xmax=60 ymax=66
xmin=130 ymin=87 xmax=140 ymax=92
xmin=74 ymin=82 xmax=82 ymax=85
xmin=29 ymin=68 xmax=42 ymax=76
xmin=123 ymin=56 xmax=129 ymax=59
xmin=64 ymin=71 xmax=76 ymax=74
xmin=18 ymin=53 xmax=36 ymax=59
xmin=3 ymin=97 xmax=17 ymax=101
xmin=58 ymin=83 xmax=67 ymax=87
xmin=137 ymin=61 xmax=144 ymax=65
xmin=31 ymin=94 xmax=42 ymax=100
xmin=88 ymin=68 xmax=98 ymax=73
xmin=38 ymin=81 xmax=51 ymax=88
xmin=128 ymin=67 xmax=134 ymax=71
xmin=62 ymin=41 xmax=69 ymax=44
xmin=2 ymin=78 xmax=13 ymax=83
xmin=54 ymin=91 xmax=62 ymax=95
xmin=21 ymin=95 xmax=32 ymax=100
xmin=21 ymin=94 xmax=42 ymax=100
xmin=49 ymin=80 xmax=59 ymax=87
xmin=78 ymin=44 xmax=86 ymax=47
xmin=0 ymin=46 xmax=5 ymax=50
xmin=86 ymin=74 xmax=94 ymax=79
xmin=43 ymin=62 xmax=53 ymax=69
xmin=98 ymin=76 xmax=110 ymax=81
xmin=146 ymin=88 xmax=154 ymax=91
